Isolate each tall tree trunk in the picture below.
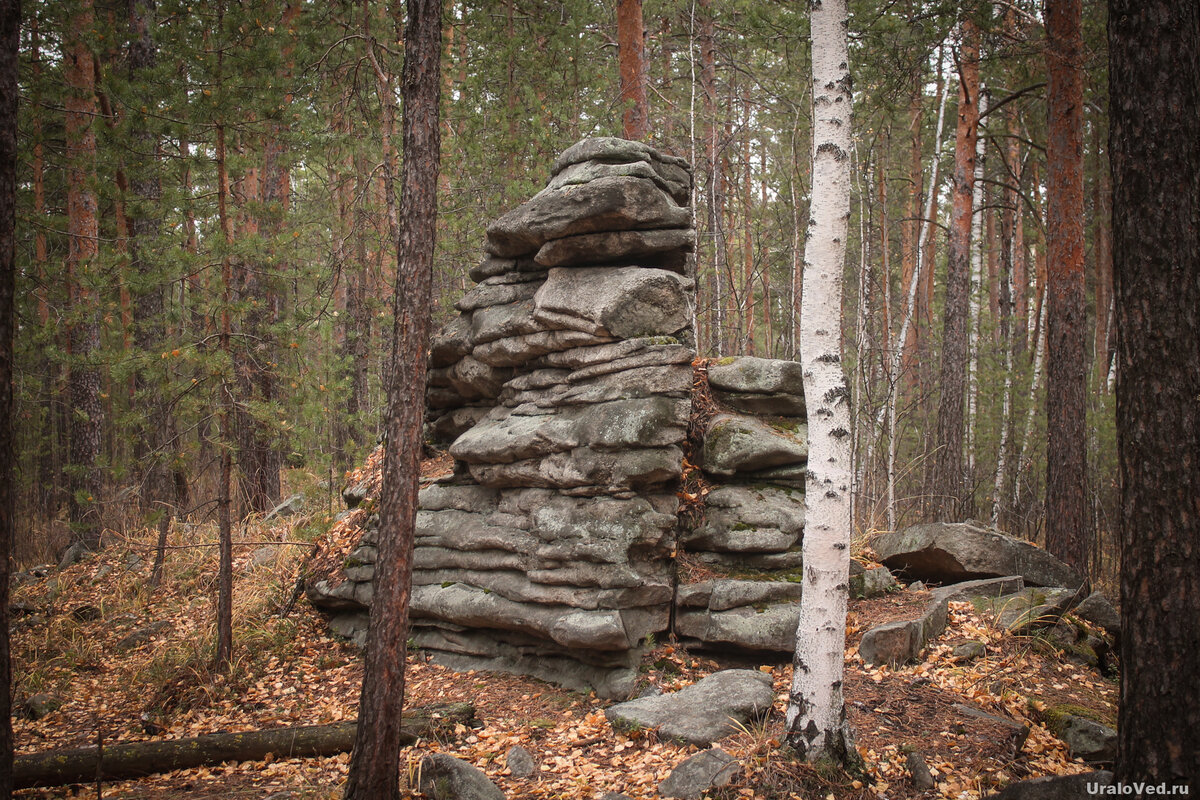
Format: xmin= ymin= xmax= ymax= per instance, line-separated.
xmin=1044 ymin=0 xmax=1088 ymax=578
xmin=784 ymin=0 xmax=857 ymax=765
xmin=930 ymin=18 xmax=980 ymax=521
xmin=215 ymin=117 xmax=234 ymax=671
xmin=65 ymin=0 xmax=104 ymax=550
xmin=617 ymin=0 xmax=648 ymax=140
xmin=1 ymin=0 xmax=18 ymax=792
xmin=965 ymin=88 xmax=987 ymax=519
xmin=1109 ymin=0 xmax=1200 ymax=784
xmin=127 ymin=0 xmax=170 ymax=525
xmin=343 ymin=0 xmax=441 ymax=796
xmin=1092 ymin=119 xmax=1113 ymax=386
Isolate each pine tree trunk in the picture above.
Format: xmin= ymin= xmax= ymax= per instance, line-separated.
xmin=343 ymin=0 xmax=441 ymax=796
xmin=1 ymin=0 xmax=19 ymax=791
xmin=1108 ymin=0 xmax=1200 ymax=784
xmin=1044 ymin=0 xmax=1088 ymax=578
xmin=65 ymin=0 xmax=104 ymax=550
xmin=784 ymin=0 xmax=857 ymax=764
xmin=930 ymin=18 xmax=979 ymax=521
xmin=617 ymin=0 xmax=648 ymax=140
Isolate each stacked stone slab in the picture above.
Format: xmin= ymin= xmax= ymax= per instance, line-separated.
xmin=329 ymin=138 xmax=697 ymax=699
xmin=674 ymin=356 xmax=811 ymax=653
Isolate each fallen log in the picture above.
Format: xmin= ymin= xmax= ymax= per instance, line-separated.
xmin=14 ymin=702 xmax=475 ymax=789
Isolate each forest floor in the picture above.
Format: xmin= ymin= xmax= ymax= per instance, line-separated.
xmin=10 ymin=462 xmax=1116 ymax=800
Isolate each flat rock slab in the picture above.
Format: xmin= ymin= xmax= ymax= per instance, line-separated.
xmin=658 ymin=748 xmax=738 ymax=799
xmin=706 ymin=357 xmax=805 ymax=417
xmin=533 ymin=266 xmax=693 ymax=340
xmin=605 ymin=669 xmax=774 ymax=746
xmin=1072 ymin=591 xmax=1120 ymax=639
xmin=1044 ymin=711 xmax=1117 ymax=764
xmin=871 ymin=522 xmax=1081 ymax=588
xmin=859 ymin=597 xmax=949 ymax=666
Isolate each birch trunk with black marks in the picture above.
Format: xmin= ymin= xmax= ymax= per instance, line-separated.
xmin=784 ymin=0 xmax=857 ymax=764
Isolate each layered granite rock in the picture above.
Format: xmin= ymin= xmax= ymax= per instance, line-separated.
xmin=673 ymin=357 xmax=814 ymax=654
xmin=312 ymin=138 xmax=697 ymax=698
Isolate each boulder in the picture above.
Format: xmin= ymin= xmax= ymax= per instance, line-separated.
xmin=658 ymin=748 xmax=738 ymax=799
xmin=551 ymin=137 xmax=692 ymax=203
xmin=605 ymin=669 xmax=773 ymax=746
xmin=953 ymin=703 xmax=1030 ymax=751
xmin=859 ymin=598 xmax=949 ymax=666
xmin=871 ymin=523 xmax=1082 ymax=588
xmin=532 ymin=266 xmax=693 ymax=339
xmin=701 ymin=414 xmax=808 ymax=478
xmin=849 ymin=566 xmax=898 ymax=599
xmin=418 ymin=753 xmax=506 ymax=800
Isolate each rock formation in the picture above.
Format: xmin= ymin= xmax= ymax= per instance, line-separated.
xmin=306 ymin=138 xmax=886 ymax=695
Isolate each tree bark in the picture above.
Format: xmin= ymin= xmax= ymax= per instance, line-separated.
xmin=930 ymin=18 xmax=980 ymax=521
xmin=617 ymin=0 xmax=648 ymax=140
xmin=65 ymin=0 xmax=104 ymax=550
xmin=1109 ymin=0 xmax=1200 ymax=785
xmin=1044 ymin=0 xmax=1089 ymax=579
xmin=14 ymin=704 xmax=475 ymax=790
xmin=1 ymin=0 xmax=19 ymax=792
xmin=343 ymin=0 xmax=441 ymax=797
xmin=784 ymin=0 xmax=857 ymax=765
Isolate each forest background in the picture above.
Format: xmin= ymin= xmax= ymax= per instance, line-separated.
xmin=9 ymin=0 xmax=1116 ymax=587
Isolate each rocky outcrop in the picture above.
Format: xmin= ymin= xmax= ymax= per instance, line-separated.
xmin=312 ymin=138 xmax=696 ymax=698
xmin=871 ymin=522 xmax=1082 ymax=588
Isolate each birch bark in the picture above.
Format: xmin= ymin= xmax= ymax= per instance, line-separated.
xmin=784 ymin=0 xmax=857 ymax=764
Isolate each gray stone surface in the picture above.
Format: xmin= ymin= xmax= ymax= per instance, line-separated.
xmin=682 ymin=485 xmax=805 ymax=554
xmin=532 ymin=266 xmax=693 ymax=339
xmin=871 ymin=522 xmax=1082 ymax=588
xmin=1046 ymin=712 xmax=1116 ymax=764
xmin=535 ymin=227 xmax=693 ymax=270
xmin=981 ymin=587 xmax=1076 ymax=632
xmin=264 ymin=493 xmax=304 ymax=521
xmin=486 ymin=175 xmax=690 ymax=258
xmin=23 ymin=693 xmax=63 ymax=720
xmin=605 ymin=670 xmax=773 ymax=746
xmin=658 ymin=748 xmax=738 ymax=799
xmin=706 ymin=357 xmax=806 ymax=416
xmin=505 ymin=745 xmax=536 ymax=779
xmin=953 ymin=704 xmax=1030 ymax=751
xmin=701 ymin=413 xmax=808 ymax=478
xmin=418 ymin=753 xmax=506 ymax=800
xmin=675 ymin=602 xmax=801 ymax=653
xmin=859 ymin=597 xmax=949 ymax=666
xmin=1072 ymin=591 xmax=1120 ymax=639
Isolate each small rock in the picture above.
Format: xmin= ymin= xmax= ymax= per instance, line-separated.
xmin=953 ymin=703 xmax=1030 ymax=752
xmin=505 ymin=745 xmax=536 ymax=779
xmin=92 ymin=564 xmax=113 ymax=582
xmin=58 ymin=541 xmax=88 ymax=570
xmin=265 ymin=493 xmax=304 ymax=521
xmin=116 ymin=620 xmax=172 ymax=651
xmin=598 ymin=794 xmax=635 ymax=800
xmin=658 ymin=748 xmax=738 ymax=800
xmin=953 ymin=641 xmax=987 ymax=661
xmin=909 ymin=581 xmax=926 ymax=592
xmin=905 ymin=751 xmax=936 ymax=791
xmin=418 ymin=753 xmax=506 ymax=800
xmin=24 ymin=693 xmax=63 ymax=720
xmin=251 ymin=546 xmax=278 ymax=568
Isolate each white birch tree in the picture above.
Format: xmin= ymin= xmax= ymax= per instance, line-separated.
xmin=784 ymin=0 xmax=858 ymax=764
